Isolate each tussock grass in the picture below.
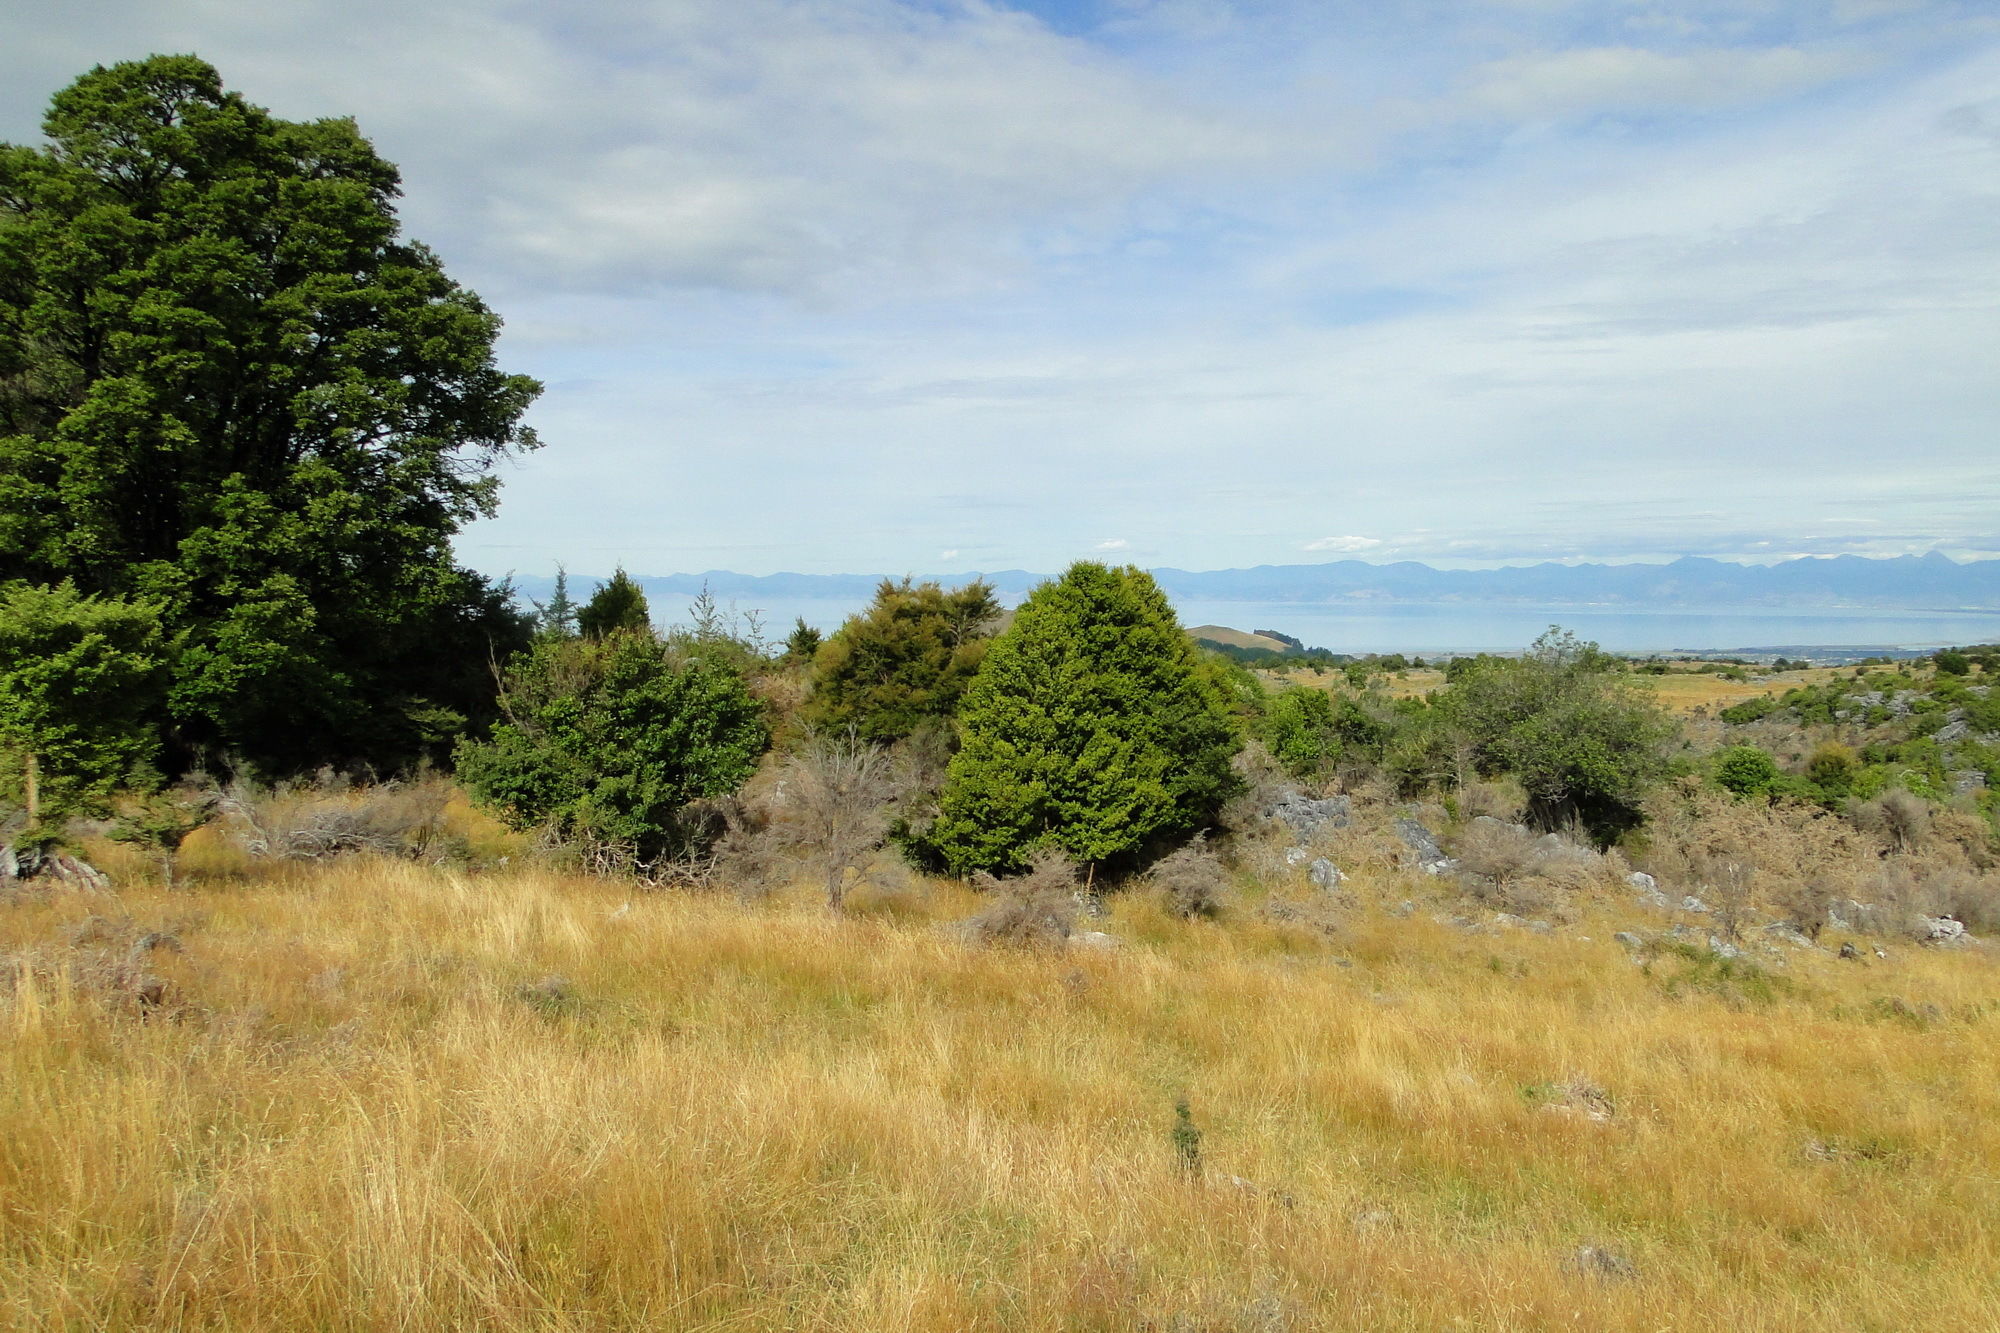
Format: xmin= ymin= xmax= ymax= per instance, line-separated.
xmin=3 ymin=861 xmax=1997 ymax=1330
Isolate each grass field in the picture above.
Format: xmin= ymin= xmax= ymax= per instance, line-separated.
xmin=4 ymin=851 xmax=1996 ymax=1331
xmin=1267 ymin=665 xmax=1849 ymax=714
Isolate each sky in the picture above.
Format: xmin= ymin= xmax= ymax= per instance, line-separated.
xmin=4 ymin=0 xmax=1998 ymax=578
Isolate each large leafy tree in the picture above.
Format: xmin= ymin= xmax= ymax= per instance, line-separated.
xmin=926 ymin=562 xmax=1239 ymax=876
xmin=805 ymin=578 xmax=1000 ymax=744
xmin=0 ymin=56 xmax=540 ymax=772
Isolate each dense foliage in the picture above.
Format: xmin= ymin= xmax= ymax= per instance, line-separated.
xmin=0 ymin=56 xmax=540 ymax=773
xmin=1436 ymin=629 xmax=1674 ymax=837
xmin=576 ymin=569 xmax=652 ymax=639
xmin=0 ymin=581 xmax=165 ymax=828
xmin=805 ymin=578 xmax=999 ymax=744
xmin=455 ymin=630 xmax=768 ymax=867
xmin=926 ymin=563 xmax=1239 ymax=875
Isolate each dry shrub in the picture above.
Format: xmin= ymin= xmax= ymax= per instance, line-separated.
xmin=770 ymin=732 xmax=902 ymax=911
xmin=1450 ymin=819 xmax=1612 ymax=920
xmin=1149 ymin=835 xmax=1228 ymax=919
xmin=1259 ymin=893 xmax=1346 ymax=937
xmin=1853 ymin=863 xmax=2000 ymax=937
xmin=1918 ymin=868 xmax=2000 ymax=934
xmin=963 ymin=849 xmax=1078 ymax=947
xmin=1849 ymin=790 xmax=1932 ymax=854
xmin=222 ymin=777 xmax=459 ymax=863
xmin=705 ymin=733 xmax=905 ymax=908
xmin=1452 ymin=820 xmax=1549 ymax=915
xmin=1215 ymin=739 xmax=1293 ymax=837
xmin=1644 ymin=780 xmax=1881 ymax=937
xmin=1455 ymin=777 xmax=1525 ymax=824
xmin=1932 ymin=806 xmax=1997 ymax=870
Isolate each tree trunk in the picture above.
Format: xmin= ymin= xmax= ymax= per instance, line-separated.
xmin=23 ymin=753 xmax=39 ymax=825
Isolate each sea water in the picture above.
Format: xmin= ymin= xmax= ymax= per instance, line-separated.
xmin=659 ymin=592 xmax=2000 ymax=656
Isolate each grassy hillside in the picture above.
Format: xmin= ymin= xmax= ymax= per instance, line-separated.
xmin=5 ymin=839 xmax=1996 ymax=1331
xmin=1187 ymin=625 xmax=1295 ymax=654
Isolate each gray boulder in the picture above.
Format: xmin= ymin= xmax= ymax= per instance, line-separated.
xmin=1307 ymin=858 xmax=1344 ymax=892
xmin=1917 ymin=916 xmax=1970 ymax=947
xmin=1472 ymin=814 xmax=1529 ymax=836
xmin=1265 ymin=788 xmax=1352 ymax=839
xmin=1394 ymin=818 xmax=1457 ymax=875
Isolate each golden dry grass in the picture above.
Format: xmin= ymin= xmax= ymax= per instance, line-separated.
xmin=1632 ymin=668 xmax=1845 ymax=716
xmin=3 ymin=858 xmax=1997 ymax=1331
xmin=1263 ymin=665 xmax=1851 ymax=713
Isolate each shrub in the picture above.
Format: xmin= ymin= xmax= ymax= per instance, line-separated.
xmin=577 ymin=569 xmax=652 ymax=639
xmin=0 ymin=582 xmax=166 ymax=832
xmin=1714 ymin=745 xmax=1782 ymax=798
xmin=456 ymin=630 xmax=767 ymax=869
xmin=962 ymin=850 xmax=1080 ymax=947
xmin=1806 ymin=742 xmax=1861 ymax=797
xmin=1849 ymin=789 xmax=1932 ymax=854
xmin=762 ymin=730 xmax=902 ymax=911
xmin=1436 ymin=628 xmax=1673 ymax=839
xmin=926 ymin=563 xmax=1240 ymax=876
xmin=1262 ymin=685 xmax=1340 ymax=780
xmin=1148 ymin=835 xmax=1229 ymax=918
xmin=220 ymin=775 xmax=459 ymax=863
xmin=805 ymin=579 xmax=999 ymax=744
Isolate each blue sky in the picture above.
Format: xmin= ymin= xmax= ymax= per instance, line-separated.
xmin=4 ymin=1 xmax=1997 ymax=577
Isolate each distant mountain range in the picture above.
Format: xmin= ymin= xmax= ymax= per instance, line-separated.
xmin=508 ymin=554 xmax=2000 ymax=613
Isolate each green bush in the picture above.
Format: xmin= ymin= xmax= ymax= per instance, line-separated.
xmin=456 ymin=630 xmax=767 ymax=867
xmin=1262 ymin=685 xmax=1340 ymax=780
xmin=925 ymin=563 xmax=1240 ymax=875
xmin=577 ymin=570 xmax=652 ymax=639
xmin=1714 ymin=744 xmax=1782 ymax=798
xmin=0 ymin=582 xmax=166 ymax=828
xmin=806 ymin=579 xmax=999 ymax=744
xmin=1436 ymin=628 xmax=1673 ymax=838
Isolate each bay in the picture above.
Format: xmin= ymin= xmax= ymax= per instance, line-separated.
xmin=656 ymin=590 xmax=2000 ymax=657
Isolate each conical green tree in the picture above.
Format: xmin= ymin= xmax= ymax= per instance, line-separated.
xmin=577 ymin=569 xmax=652 ymax=639
xmin=927 ymin=562 xmax=1239 ymax=876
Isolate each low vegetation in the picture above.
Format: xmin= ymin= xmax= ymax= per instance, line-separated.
xmin=5 ymin=803 xmax=1998 ymax=1332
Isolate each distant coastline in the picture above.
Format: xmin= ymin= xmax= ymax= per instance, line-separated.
xmin=505 ymin=553 xmax=2000 ymax=615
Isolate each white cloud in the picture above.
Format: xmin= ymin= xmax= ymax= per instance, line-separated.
xmin=4 ymin=2 xmax=1996 ymax=576
xmin=1093 ymin=538 xmax=1133 ymax=552
xmin=0 ymin=0 xmax=1309 ymax=300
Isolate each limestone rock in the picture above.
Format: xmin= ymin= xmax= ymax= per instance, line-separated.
xmin=1264 ymin=788 xmax=1352 ymax=839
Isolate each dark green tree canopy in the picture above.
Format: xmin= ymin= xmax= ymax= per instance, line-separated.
xmin=456 ymin=630 xmax=769 ymax=867
xmin=925 ymin=562 xmax=1239 ymax=876
xmin=577 ymin=569 xmax=651 ymax=639
xmin=1437 ymin=627 xmax=1672 ymax=837
xmin=0 ymin=56 xmax=540 ymax=771
xmin=0 ymin=581 xmax=166 ymax=826
xmin=805 ymin=577 xmax=1000 ymax=744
